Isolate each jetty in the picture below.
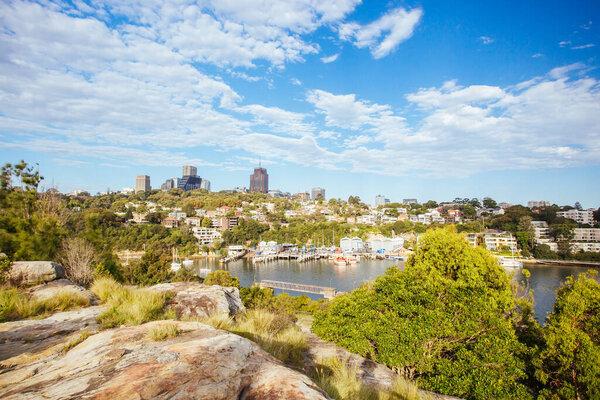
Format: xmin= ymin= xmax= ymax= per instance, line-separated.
xmin=259 ymin=280 xmax=337 ymax=299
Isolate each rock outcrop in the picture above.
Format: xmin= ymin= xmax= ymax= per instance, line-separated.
xmin=148 ymin=282 xmax=245 ymax=319
xmin=0 ymin=321 xmax=329 ymax=400
xmin=27 ymin=278 xmax=98 ymax=304
xmin=9 ymin=261 xmax=65 ymax=285
xmin=0 ymin=306 xmax=103 ymax=362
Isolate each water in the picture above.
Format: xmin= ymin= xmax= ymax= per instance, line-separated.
xmin=191 ymin=258 xmax=599 ymax=324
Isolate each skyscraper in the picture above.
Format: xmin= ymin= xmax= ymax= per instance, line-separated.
xmin=178 ymin=165 xmax=202 ymax=192
xmin=250 ymin=166 xmax=268 ymax=193
xmin=182 ymin=165 xmax=197 ymax=177
xmin=311 ymin=187 xmax=325 ymax=201
xmin=135 ymin=175 xmax=151 ymax=193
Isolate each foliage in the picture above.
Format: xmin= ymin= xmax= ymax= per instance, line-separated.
xmin=313 ymin=228 xmax=531 ymax=400
xmin=0 ymin=287 xmax=90 ymax=322
xmin=240 ymin=285 xmax=326 ymax=316
xmin=533 ymin=271 xmax=600 ymax=400
xmin=0 ymin=253 xmax=11 ymax=284
xmin=203 ymin=270 xmax=240 ymax=288
xmin=147 ymin=322 xmax=179 ymax=341
xmin=533 ymin=244 xmax=560 ymax=260
xmin=91 ymin=277 xmax=176 ymax=328
xmin=121 ymin=243 xmax=171 ymax=285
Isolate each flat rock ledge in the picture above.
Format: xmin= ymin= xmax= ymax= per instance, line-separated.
xmin=27 ymin=278 xmax=98 ymax=305
xmin=0 ymin=321 xmax=329 ymax=400
xmin=148 ymin=282 xmax=245 ymax=319
xmin=0 ymin=306 xmax=104 ymax=362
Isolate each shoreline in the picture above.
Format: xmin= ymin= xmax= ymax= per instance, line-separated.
xmin=521 ymin=259 xmax=600 ymax=268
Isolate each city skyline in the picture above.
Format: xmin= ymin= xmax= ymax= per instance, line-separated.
xmin=1 ymin=1 xmax=599 ymax=207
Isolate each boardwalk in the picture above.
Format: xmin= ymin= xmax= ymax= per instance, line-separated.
xmin=259 ymin=280 xmax=337 ymax=299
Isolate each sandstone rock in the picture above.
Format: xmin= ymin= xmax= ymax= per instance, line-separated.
xmin=9 ymin=261 xmax=65 ymax=285
xmin=0 ymin=321 xmax=329 ymax=400
xmin=27 ymin=278 xmax=98 ymax=304
xmin=0 ymin=306 xmax=103 ymax=362
xmin=301 ymin=329 xmax=460 ymax=400
xmin=148 ymin=282 xmax=245 ymax=319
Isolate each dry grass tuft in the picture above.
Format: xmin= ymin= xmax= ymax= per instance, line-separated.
xmin=62 ymin=330 xmax=92 ymax=353
xmin=91 ymin=277 xmax=176 ymax=328
xmin=311 ymin=356 xmax=424 ymax=400
xmin=147 ymin=322 xmax=179 ymax=341
xmin=0 ymin=287 xmax=90 ymax=322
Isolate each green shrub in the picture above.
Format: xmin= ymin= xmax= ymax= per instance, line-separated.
xmin=203 ymin=270 xmax=239 ymax=288
xmin=313 ymin=228 xmax=531 ymax=400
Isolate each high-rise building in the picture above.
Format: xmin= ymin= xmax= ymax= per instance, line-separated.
xmin=182 ymin=165 xmax=197 ymax=177
xmin=403 ymin=198 xmax=418 ymax=205
xmin=135 ymin=175 xmax=151 ymax=193
xmin=527 ymin=200 xmax=550 ymax=209
xmin=161 ymin=177 xmax=180 ymax=192
xmin=375 ymin=195 xmax=390 ymax=207
xmin=311 ymin=187 xmax=325 ymax=201
xmin=178 ymin=165 xmax=203 ymax=192
xmin=201 ymin=179 xmax=211 ymax=191
xmin=250 ymin=166 xmax=268 ymax=193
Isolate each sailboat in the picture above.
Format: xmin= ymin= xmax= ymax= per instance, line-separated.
xmin=171 ymin=247 xmax=182 ymax=272
xmin=496 ymin=234 xmax=523 ymax=270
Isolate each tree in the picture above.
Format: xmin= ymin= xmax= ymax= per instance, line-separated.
xmin=574 ymin=201 xmax=583 ymax=211
xmin=461 ymin=204 xmax=476 ymax=218
xmin=313 ymin=228 xmax=531 ymax=400
xmin=348 ymin=195 xmax=360 ymax=206
xmin=533 ymin=271 xmax=600 ymax=400
xmin=532 ymin=244 xmax=559 ymax=260
xmin=201 ymin=217 xmax=212 ymax=228
xmin=203 ymin=270 xmax=239 ymax=288
xmin=423 ymin=200 xmax=438 ymax=209
xmin=483 ymin=198 xmax=498 ymax=209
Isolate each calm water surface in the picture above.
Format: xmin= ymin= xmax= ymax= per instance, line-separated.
xmin=191 ymin=258 xmax=599 ymax=324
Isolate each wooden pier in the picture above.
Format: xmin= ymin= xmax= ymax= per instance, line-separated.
xmin=259 ymin=280 xmax=337 ymax=299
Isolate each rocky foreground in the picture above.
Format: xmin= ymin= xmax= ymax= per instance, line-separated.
xmin=0 ymin=262 xmax=457 ymax=399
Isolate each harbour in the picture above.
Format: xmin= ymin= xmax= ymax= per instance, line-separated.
xmin=191 ymin=257 xmax=600 ymax=324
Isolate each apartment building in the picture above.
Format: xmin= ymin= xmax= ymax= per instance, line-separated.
xmin=556 ymin=209 xmax=595 ymax=225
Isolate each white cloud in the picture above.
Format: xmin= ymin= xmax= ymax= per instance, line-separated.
xmin=559 ymin=40 xmax=571 ymax=47
xmin=532 ymin=53 xmax=544 ymax=58
xmin=571 ymin=43 xmax=595 ymax=50
xmin=235 ymin=104 xmax=314 ymax=136
xmin=321 ymin=53 xmax=340 ymax=63
xmin=338 ymin=7 xmax=423 ymax=59
xmin=480 ymin=36 xmax=494 ymax=44
xmin=290 ymin=78 xmax=302 ymax=85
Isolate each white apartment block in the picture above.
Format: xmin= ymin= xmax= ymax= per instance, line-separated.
xmin=192 ymin=227 xmax=222 ymax=245
xmin=556 ymin=209 xmax=595 ymax=225
xmin=528 ymin=200 xmax=550 ymax=208
xmin=571 ymin=242 xmax=600 ymax=252
xmin=357 ymin=215 xmax=377 ymax=225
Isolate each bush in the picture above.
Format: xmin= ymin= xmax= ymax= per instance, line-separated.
xmin=313 ymin=228 xmax=531 ymax=400
xmin=204 ymin=270 xmax=239 ymax=288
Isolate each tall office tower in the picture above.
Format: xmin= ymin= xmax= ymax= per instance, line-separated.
xmin=135 ymin=175 xmax=151 ymax=193
xmin=183 ymin=165 xmax=197 ymax=177
xmin=250 ymin=166 xmax=268 ymax=193
xmin=311 ymin=187 xmax=325 ymax=201
xmin=201 ymin=179 xmax=211 ymax=191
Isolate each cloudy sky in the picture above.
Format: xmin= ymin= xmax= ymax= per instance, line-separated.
xmin=1 ymin=0 xmax=599 ymax=207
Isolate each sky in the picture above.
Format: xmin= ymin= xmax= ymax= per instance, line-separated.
xmin=1 ymin=0 xmax=599 ymax=208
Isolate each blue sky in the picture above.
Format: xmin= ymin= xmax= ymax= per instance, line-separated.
xmin=1 ymin=0 xmax=599 ymax=207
